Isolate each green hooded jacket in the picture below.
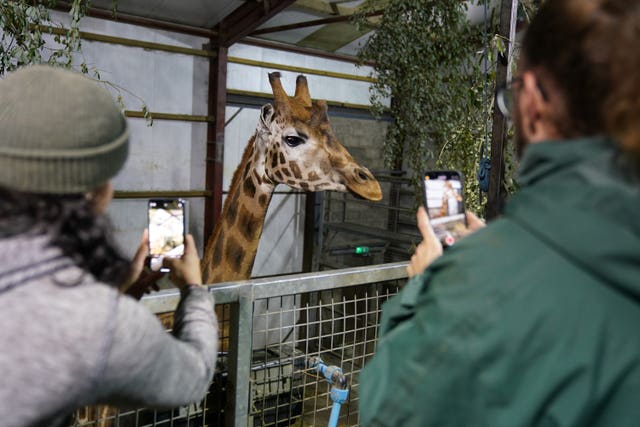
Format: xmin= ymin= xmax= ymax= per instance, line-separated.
xmin=360 ymin=137 xmax=640 ymax=427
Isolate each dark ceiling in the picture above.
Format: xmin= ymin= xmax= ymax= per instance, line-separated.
xmin=84 ymin=0 xmax=380 ymax=57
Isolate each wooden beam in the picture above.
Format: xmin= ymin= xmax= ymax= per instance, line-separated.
xmin=216 ymin=0 xmax=298 ymax=47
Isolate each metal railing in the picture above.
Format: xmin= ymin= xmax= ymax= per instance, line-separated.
xmin=78 ymin=262 xmax=408 ymax=426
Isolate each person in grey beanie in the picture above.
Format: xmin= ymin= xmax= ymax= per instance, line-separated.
xmin=0 ymin=65 xmax=218 ymax=427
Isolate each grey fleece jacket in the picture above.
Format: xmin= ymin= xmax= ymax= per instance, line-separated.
xmin=0 ymin=233 xmax=218 ymax=427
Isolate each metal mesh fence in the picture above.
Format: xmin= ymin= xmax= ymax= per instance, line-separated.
xmin=248 ymin=284 xmax=399 ymax=427
xmin=67 ymin=262 xmax=407 ymax=427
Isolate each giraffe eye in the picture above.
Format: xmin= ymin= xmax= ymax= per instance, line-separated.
xmin=284 ymin=135 xmax=305 ymax=147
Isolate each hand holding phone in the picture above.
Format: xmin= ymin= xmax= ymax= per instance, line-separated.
xmin=147 ymin=199 xmax=186 ymax=272
xmin=407 ymin=206 xmax=444 ymax=278
xmin=422 ymin=170 xmax=467 ymax=247
xmin=161 ymin=234 xmax=203 ymax=288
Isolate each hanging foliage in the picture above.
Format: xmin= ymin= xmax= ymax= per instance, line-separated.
xmin=354 ymin=0 xmax=544 ymax=215
xmin=1 ymin=0 xmax=151 ymax=123
xmin=354 ymin=0 xmax=503 ymax=215
xmin=0 ymin=0 xmax=88 ymax=74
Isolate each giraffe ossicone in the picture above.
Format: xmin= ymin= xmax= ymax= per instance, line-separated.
xmin=202 ymin=72 xmax=382 ymax=284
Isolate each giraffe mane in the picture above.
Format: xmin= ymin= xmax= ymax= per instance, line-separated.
xmin=228 ymin=134 xmax=257 ymax=196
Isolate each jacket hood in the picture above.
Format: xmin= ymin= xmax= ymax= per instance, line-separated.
xmin=505 ymin=137 xmax=640 ymax=302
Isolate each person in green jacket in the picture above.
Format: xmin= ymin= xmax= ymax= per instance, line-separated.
xmin=360 ymin=0 xmax=640 ymax=426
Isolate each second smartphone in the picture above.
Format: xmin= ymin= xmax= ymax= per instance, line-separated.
xmin=147 ymin=199 xmax=186 ymax=272
xmin=422 ymin=170 xmax=467 ymax=246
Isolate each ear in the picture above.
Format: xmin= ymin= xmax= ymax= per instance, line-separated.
xmin=519 ymin=71 xmax=558 ymax=143
xmin=259 ymin=103 xmax=275 ymax=133
xmin=310 ymin=100 xmax=329 ymax=127
xmin=85 ymin=181 xmax=113 ymax=214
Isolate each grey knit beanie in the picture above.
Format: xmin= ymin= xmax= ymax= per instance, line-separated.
xmin=0 ymin=64 xmax=129 ymax=194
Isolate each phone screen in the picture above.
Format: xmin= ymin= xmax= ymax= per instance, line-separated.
xmin=148 ymin=199 xmax=185 ymax=272
xmin=423 ymin=171 xmax=466 ymax=246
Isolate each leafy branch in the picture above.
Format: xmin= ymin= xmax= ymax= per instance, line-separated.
xmin=354 ymin=0 xmax=493 ymax=214
xmin=1 ymin=0 xmax=152 ymax=124
xmin=354 ymin=0 xmax=540 ymax=215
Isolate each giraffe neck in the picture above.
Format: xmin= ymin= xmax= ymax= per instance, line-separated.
xmin=202 ymin=134 xmax=275 ymax=284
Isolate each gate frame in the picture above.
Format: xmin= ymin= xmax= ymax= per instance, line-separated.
xmin=141 ymin=261 xmax=408 ymax=426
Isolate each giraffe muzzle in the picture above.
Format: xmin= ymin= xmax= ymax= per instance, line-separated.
xmin=346 ymin=167 xmax=383 ymax=201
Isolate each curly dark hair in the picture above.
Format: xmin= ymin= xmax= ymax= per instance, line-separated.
xmin=523 ymin=0 xmax=640 ymax=158
xmin=0 ymin=186 xmax=130 ymax=286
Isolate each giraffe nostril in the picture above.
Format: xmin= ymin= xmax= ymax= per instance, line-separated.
xmin=357 ymin=170 xmax=370 ymax=181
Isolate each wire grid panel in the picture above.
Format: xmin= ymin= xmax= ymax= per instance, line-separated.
xmin=249 ymin=282 xmax=400 ymax=427
xmin=71 ymin=303 xmax=233 ymax=427
xmin=72 ymin=404 xmax=210 ymax=427
xmin=67 ymin=262 xmax=409 ymax=426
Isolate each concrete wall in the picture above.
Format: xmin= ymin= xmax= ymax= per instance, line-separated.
xmin=328 ymin=115 xmax=391 ymax=228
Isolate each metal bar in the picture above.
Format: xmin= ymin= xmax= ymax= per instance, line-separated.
xmin=230 ymin=262 xmax=407 ymax=299
xmin=113 ymin=190 xmax=210 ymax=199
xmin=122 ymin=111 xmax=210 ymax=124
xmin=228 ymin=56 xmax=376 ymax=83
xmin=302 ymin=193 xmax=316 ymax=273
xmin=224 ymin=107 xmax=244 ymax=127
xmin=50 ymin=1 xmax=372 ymax=66
xmin=52 ymin=1 xmax=217 ymax=38
xmin=506 ymin=0 xmax=519 ymax=83
xmin=313 ymin=192 xmax=326 ymax=272
xmin=140 ymin=262 xmax=407 ymax=314
xmin=226 ymin=88 xmax=374 ymax=111
xmin=139 ymin=288 xmax=183 ymax=313
xmin=217 ymin=0 xmax=298 ymax=47
xmin=38 ymin=25 xmax=215 ymax=57
xmin=205 ymin=45 xmax=228 ymax=246
xmin=250 ymin=10 xmax=383 ymax=36
xmin=124 ymin=111 xmax=212 ymax=122
xmin=486 ymin=0 xmax=517 ymax=220
xmin=228 ymin=289 xmax=254 ymax=427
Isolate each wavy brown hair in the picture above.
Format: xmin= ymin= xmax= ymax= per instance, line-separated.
xmin=522 ymin=0 xmax=640 ymax=157
xmin=0 ymin=187 xmax=129 ymax=286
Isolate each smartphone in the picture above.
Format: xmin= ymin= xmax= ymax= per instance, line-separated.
xmin=147 ymin=199 xmax=186 ymax=272
xmin=422 ymin=171 xmax=467 ymax=246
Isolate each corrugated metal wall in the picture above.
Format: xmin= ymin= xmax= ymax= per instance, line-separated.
xmin=46 ymin=9 xmax=385 ymax=278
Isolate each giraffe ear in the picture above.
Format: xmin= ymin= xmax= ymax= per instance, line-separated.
xmin=311 ymin=100 xmax=329 ymax=126
xmin=259 ymin=103 xmax=275 ymax=132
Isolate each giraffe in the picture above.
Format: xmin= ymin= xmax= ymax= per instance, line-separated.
xmin=201 ymin=71 xmax=382 ymax=284
xmin=82 ymin=72 xmax=382 ymax=427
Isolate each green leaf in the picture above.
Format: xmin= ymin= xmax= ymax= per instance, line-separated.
xmin=356 ymin=0 xmax=528 ymax=215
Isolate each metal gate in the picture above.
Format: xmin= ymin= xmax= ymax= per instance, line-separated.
xmin=74 ymin=262 xmax=407 ymax=426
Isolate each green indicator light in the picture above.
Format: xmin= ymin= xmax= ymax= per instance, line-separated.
xmin=355 ymin=246 xmax=369 ymax=254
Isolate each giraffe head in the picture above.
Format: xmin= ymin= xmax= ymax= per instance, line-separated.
xmin=255 ymin=72 xmax=382 ymax=201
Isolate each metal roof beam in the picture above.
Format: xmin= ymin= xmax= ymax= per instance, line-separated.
xmin=241 ymin=37 xmax=375 ymax=66
xmin=216 ymin=0 xmax=298 ymax=47
xmin=50 ymin=1 xmax=217 ymax=38
xmin=292 ymin=0 xmax=355 ymax=16
xmin=250 ymin=10 xmax=382 ymax=36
